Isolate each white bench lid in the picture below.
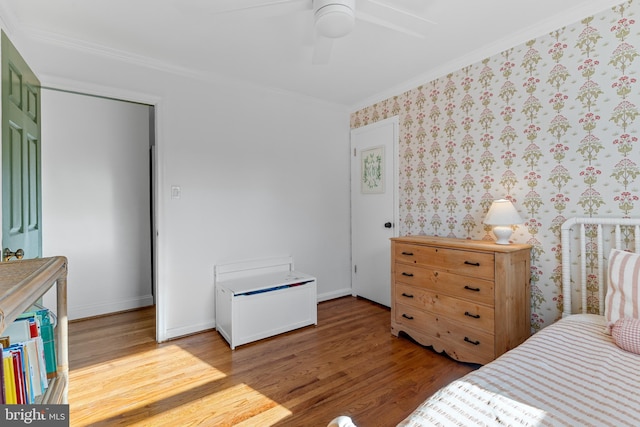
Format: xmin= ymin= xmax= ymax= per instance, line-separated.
xmin=218 ymin=270 xmax=315 ymax=295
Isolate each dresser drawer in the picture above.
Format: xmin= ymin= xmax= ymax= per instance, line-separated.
xmin=443 ymin=329 xmax=495 ymax=365
xmin=393 ymin=264 xmax=494 ymax=305
xmin=394 ymin=302 xmax=495 ymax=364
xmin=391 ymin=236 xmax=531 ymax=364
xmin=395 ymin=283 xmax=494 ymax=332
xmin=394 ymin=243 xmax=494 ymax=279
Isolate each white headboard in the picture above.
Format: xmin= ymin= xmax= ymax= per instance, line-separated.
xmin=561 ymin=217 xmax=640 ymax=317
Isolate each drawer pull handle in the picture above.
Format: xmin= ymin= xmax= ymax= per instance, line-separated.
xmin=464 ymin=261 xmax=481 ymax=266
xmin=402 ymin=314 xmax=414 ymax=320
xmin=464 ymin=285 xmax=481 ymax=292
xmin=401 ymin=251 xmax=414 ymax=256
xmin=402 ymin=272 xmax=414 ymax=277
xmin=401 ymin=293 xmax=414 ymax=298
xmin=464 ymin=311 xmax=480 ymax=319
xmin=464 ymin=337 xmax=480 ymax=345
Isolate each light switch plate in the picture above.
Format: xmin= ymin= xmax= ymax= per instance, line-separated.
xmin=171 ymin=185 xmax=181 ymax=199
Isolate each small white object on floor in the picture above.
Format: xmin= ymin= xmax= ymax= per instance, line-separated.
xmin=327 ymin=416 xmax=356 ymax=427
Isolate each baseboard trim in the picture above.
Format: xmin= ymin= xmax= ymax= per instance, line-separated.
xmin=69 ymin=294 xmax=155 ymax=320
xmin=164 ymin=289 xmax=353 ymax=340
xmin=166 ymin=321 xmax=216 ymax=341
xmin=317 ymin=288 xmax=352 ymax=303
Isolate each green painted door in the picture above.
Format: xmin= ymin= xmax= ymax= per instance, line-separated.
xmin=2 ymin=31 xmax=41 ymax=261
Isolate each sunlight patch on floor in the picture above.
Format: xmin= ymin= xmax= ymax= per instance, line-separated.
xmin=70 ymin=345 xmax=226 ymax=424
xmin=70 ymin=344 xmax=293 ymax=426
xmin=126 ymin=383 xmax=292 ymax=426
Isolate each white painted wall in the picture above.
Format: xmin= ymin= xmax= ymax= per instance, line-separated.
xmin=6 ymin=28 xmax=352 ymax=340
xmin=41 ymin=91 xmax=153 ymax=319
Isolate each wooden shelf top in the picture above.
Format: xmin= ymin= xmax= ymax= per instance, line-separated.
xmin=391 ymin=235 xmax=531 ymax=253
xmin=0 ymin=256 xmax=67 ymax=333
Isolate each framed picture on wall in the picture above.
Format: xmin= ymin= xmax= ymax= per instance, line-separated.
xmin=361 ymin=145 xmax=384 ymax=194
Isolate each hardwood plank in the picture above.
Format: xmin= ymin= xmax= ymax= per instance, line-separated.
xmin=68 ymin=297 xmax=477 ymax=426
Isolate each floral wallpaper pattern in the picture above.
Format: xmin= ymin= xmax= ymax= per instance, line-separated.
xmin=351 ymin=0 xmax=640 ymax=331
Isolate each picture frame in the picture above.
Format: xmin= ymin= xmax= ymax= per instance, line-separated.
xmin=361 ymin=145 xmax=385 ymax=194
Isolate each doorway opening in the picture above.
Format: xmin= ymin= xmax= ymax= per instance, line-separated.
xmin=40 ymin=88 xmax=157 ymax=329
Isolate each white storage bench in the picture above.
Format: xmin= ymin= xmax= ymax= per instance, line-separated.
xmin=214 ymin=256 xmax=317 ymax=350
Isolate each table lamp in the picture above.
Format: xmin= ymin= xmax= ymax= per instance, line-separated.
xmin=484 ymin=199 xmax=523 ymax=244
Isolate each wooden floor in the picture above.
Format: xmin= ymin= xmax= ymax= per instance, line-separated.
xmin=68 ymin=297 xmax=477 ymax=426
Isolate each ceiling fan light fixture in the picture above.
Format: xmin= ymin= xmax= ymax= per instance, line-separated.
xmin=314 ymin=0 xmax=355 ymax=38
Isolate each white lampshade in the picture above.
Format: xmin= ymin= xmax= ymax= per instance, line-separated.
xmin=314 ymin=0 xmax=356 ymax=38
xmin=484 ymin=199 xmax=523 ymax=245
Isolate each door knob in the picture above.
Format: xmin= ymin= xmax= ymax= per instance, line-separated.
xmin=3 ymin=248 xmax=24 ymax=262
xmin=384 ymin=222 xmax=393 ymax=228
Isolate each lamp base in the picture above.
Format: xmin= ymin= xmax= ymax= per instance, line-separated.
xmin=492 ymin=225 xmax=513 ymax=245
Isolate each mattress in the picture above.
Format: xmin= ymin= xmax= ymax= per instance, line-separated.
xmin=397 ymin=314 xmax=640 ymax=427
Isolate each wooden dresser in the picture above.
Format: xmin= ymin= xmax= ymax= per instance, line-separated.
xmin=390 ymin=236 xmax=531 ymax=365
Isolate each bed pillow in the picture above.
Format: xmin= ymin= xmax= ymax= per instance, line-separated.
xmin=605 ymin=248 xmax=640 ymax=333
xmin=611 ymin=317 xmax=640 ymax=354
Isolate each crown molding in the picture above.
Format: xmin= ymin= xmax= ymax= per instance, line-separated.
xmin=27 ymin=27 xmax=214 ymax=82
xmin=350 ymin=0 xmax=626 ymax=111
xmin=0 ymin=3 xmax=208 ymax=84
xmin=12 ymin=23 xmax=347 ymax=111
xmin=0 ymin=2 xmax=17 ymax=36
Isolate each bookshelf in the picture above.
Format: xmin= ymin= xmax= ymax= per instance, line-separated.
xmin=0 ymin=256 xmax=68 ymax=404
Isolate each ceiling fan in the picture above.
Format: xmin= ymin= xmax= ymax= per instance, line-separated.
xmin=210 ymin=0 xmax=436 ymax=64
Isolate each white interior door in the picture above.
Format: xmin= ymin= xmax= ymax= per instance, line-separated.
xmin=351 ymin=116 xmax=398 ymax=307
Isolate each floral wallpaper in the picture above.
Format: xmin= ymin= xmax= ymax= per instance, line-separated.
xmin=351 ymin=0 xmax=640 ymax=331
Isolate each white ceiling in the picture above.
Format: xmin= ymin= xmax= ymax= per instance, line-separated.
xmin=0 ymin=0 xmax=625 ymax=107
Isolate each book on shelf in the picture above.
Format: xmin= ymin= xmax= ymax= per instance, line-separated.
xmin=9 ymin=346 xmax=26 ymax=404
xmin=3 ymin=319 xmax=31 ymax=343
xmin=3 ymin=347 xmax=17 ymax=404
xmin=0 ymin=305 xmax=55 ymax=404
xmin=16 ymin=306 xmax=57 ymax=379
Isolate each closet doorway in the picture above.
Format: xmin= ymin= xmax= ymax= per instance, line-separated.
xmin=41 ymin=89 xmax=156 ymax=322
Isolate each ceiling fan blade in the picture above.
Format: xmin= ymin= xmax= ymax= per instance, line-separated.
xmin=312 ymin=36 xmax=334 ymax=65
xmin=356 ymin=0 xmax=436 ymax=38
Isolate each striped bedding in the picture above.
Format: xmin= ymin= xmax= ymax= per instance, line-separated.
xmin=397 ymin=314 xmax=640 ymax=427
